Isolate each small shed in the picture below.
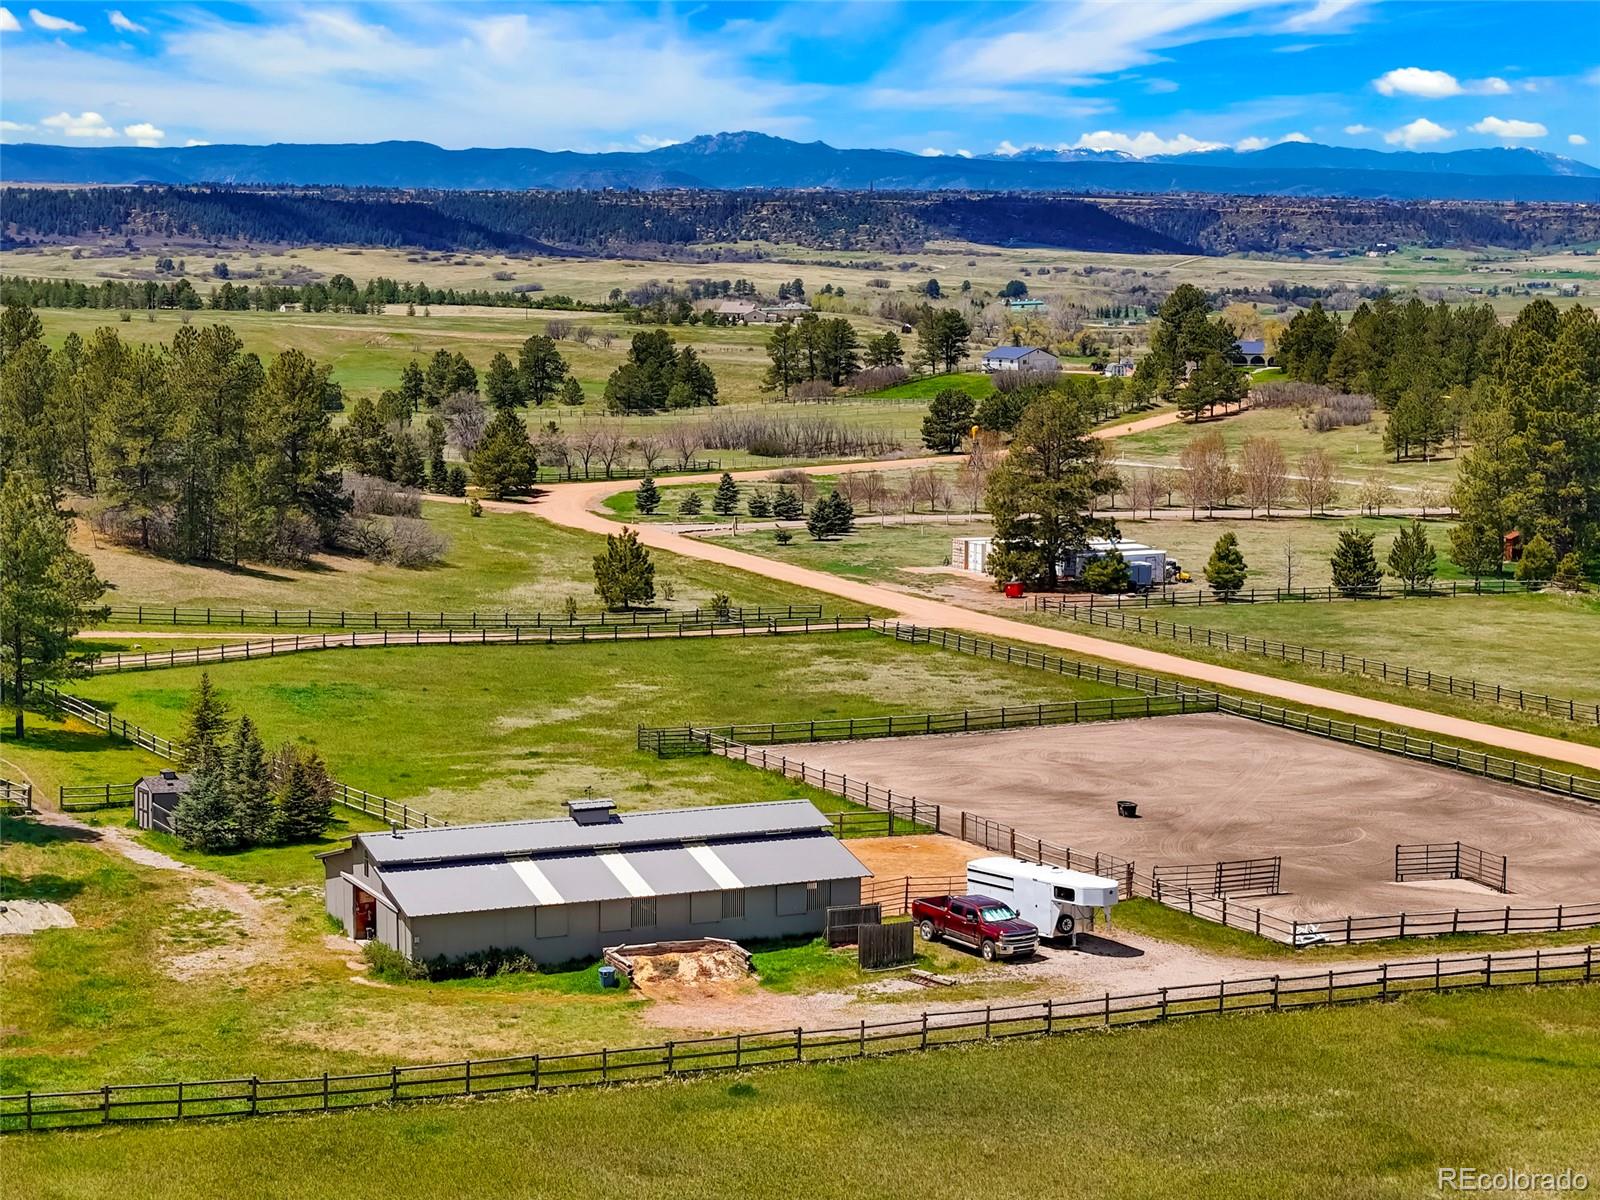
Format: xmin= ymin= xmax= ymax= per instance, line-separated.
xmin=951 ymin=535 xmax=995 ymax=574
xmin=982 ymin=346 xmax=1060 ymax=373
xmin=134 ymin=770 xmax=191 ymax=835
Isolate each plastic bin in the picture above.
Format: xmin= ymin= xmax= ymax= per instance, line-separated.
xmin=598 ymin=964 xmax=619 ymax=988
xmin=1003 ymin=581 xmax=1025 ymax=598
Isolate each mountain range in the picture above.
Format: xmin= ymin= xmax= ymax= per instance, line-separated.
xmin=4 ymin=132 xmax=1598 ymax=201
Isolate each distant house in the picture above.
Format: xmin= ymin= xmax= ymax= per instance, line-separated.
xmin=1005 ymin=297 xmax=1046 ymax=311
xmin=277 ymin=303 xmax=302 ymax=313
xmin=134 ymin=769 xmax=191 ymax=835
xmin=1229 ymin=339 xmax=1276 ymax=368
xmin=713 ymin=299 xmax=761 ymax=323
xmin=1103 ymin=357 xmax=1136 ymax=378
xmin=753 ymin=301 xmax=813 ymax=323
xmin=319 ymin=798 xmax=870 ymax=962
xmin=982 ymin=346 xmax=1060 ymax=373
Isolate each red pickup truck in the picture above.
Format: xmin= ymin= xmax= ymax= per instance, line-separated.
xmin=911 ymin=894 xmax=1039 ymax=961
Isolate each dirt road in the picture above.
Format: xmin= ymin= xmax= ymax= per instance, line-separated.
xmin=509 ymin=424 xmax=1600 ymax=774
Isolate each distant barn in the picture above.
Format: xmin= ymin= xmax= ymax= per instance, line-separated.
xmin=982 ymin=346 xmax=1060 ymax=373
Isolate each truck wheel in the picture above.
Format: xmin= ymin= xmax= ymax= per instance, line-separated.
xmin=980 ymin=939 xmax=996 ymax=962
xmin=919 ymin=919 xmax=938 ymax=942
xmin=1055 ymin=914 xmax=1076 ymax=937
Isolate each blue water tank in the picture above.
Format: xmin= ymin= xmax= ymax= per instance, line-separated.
xmin=598 ymin=964 xmax=619 ymax=988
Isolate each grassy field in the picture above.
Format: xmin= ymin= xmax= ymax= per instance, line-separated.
xmin=76 ymin=499 xmax=853 ymax=620
xmin=6 ymin=981 xmax=1597 ymax=1200
xmin=0 ymin=711 xmax=168 ymax=799
xmin=60 ymin=633 xmax=1134 ymax=820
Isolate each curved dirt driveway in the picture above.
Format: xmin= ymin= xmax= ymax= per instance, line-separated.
xmin=482 ymin=408 xmax=1600 ymax=773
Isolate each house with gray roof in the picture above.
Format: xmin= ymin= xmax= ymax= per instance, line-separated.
xmin=981 ymin=345 xmax=1060 ymax=373
xmin=319 ymin=799 xmax=870 ymax=963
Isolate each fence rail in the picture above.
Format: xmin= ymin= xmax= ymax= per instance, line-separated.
xmin=1041 ymin=602 xmax=1599 ymax=726
xmin=1395 ymin=842 xmax=1509 ymax=893
xmin=94 ymin=601 xmax=823 ymax=631
xmin=1151 ymin=857 xmax=1283 ymax=898
xmin=0 ymin=779 xmax=34 ymax=814
xmin=81 ymin=615 xmax=876 ymax=676
xmin=6 ymin=944 xmax=1592 ymax=1132
xmin=1029 ymin=578 xmax=1536 ymax=612
xmin=883 ymin=624 xmax=1600 ymax=806
xmin=58 ymin=783 xmax=136 ymax=813
xmin=535 ymin=458 xmax=721 ymax=484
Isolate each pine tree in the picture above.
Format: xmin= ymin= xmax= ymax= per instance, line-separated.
xmin=1082 ymin=549 xmax=1131 ymax=594
xmin=592 ymin=526 xmax=656 ymax=610
xmin=559 ymin=376 xmax=584 ymax=407
xmin=392 ymin=433 xmax=426 ymax=488
xmin=518 ymin=335 xmax=568 ymax=406
xmin=483 ymin=351 xmax=522 ymax=412
xmin=270 ymin=744 xmax=334 ymax=844
xmin=806 ymin=491 xmax=854 ymax=540
xmin=1386 ymin=521 xmax=1437 ymax=592
xmin=772 ymin=487 xmax=803 ymax=521
xmin=922 ymin=388 xmax=976 ymax=454
xmin=677 ymin=492 xmax=704 ymax=517
xmin=747 ymin=490 xmax=773 ymax=519
xmin=635 ymin=475 xmax=660 ymax=515
xmin=1515 ymin=533 xmax=1557 ymax=583
xmin=398 ymin=360 xmax=426 ymax=413
xmin=226 ymin=714 xmax=274 ymax=846
xmin=712 ymin=472 xmax=740 ymax=516
xmin=179 ymin=672 xmax=230 ymax=770
xmin=1330 ymin=529 xmax=1382 ymax=596
xmin=470 ymin=410 xmax=534 ymax=499
xmin=1204 ymin=532 xmax=1248 ymax=598
xmin=173 ymin=761 xmax=238 ymax=853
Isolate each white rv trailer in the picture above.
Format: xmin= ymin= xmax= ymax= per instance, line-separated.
xmin=966 ymin=857 xmax=1119 ymax=942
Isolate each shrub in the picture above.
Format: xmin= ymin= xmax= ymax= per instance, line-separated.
xmin=363 ymin=941 xmax=428 ymax=982
xmin=846 ymin=365 xmax=909 ymax=393
xmin=1515 ymin=534 xmax=1557 ymax=583
xmin=1083 ymin=550 xmax=1131 ymax=594
xmin=775 ymin=528 xmax=793 ymax=545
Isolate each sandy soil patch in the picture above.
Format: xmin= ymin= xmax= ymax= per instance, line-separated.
xmin=622 ymin=944 xmax=753 ymax=999
xmin=0 ymin=900 xmax=77 ymax=936
xmin=846 ymin=835 xmax=976 ymax=881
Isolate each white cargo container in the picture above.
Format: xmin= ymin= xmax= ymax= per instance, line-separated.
xmin=965 ymin=857 xmax=1119 ymax=942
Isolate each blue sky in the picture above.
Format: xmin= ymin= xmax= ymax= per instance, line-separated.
xmin=1 ymin=1 xmax=1596 ymax=163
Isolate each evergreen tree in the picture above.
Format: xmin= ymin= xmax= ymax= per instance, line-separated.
xmin=677 ymin=492 xmax=704 ymax=516
xmin=0 ymin=470 xmax=108 ymax=737
xmin=747 ymin=490 xmax=773 ymax=519
xmin=1204 ymin=532 xmax=1248 ymax=598
xmin=423 ymin=349 xmax=456 ymax=407
xmin=865 ymin=331 xmax=904 ymax=368
xmin=1082 ymin=549 xmax=1131 ymax=594
xmin=806 ymin=491 xmax=855 ymax=540
xmin=1330 ymin=528 xmax=1382 ymax=596
xmin=445 ymin=464 xmax=469 ymax=497
xmin=1182 ymin=352 xmax=1246 ymax=421
xmin=179 ymin=673 xmax=231 ymax=771
xmin=470 ymin=409 xmax=534 ymax=499
xmin=517 ymin=335 xmax=568 ymax=406
xmin=712 ymin=472 xmax=740 ymax=516
xmin=226 ymin=714 xmax=274 ymax=846
xmin=392 ymin=432 xmax=426 ymax=488
xmin=483 ymin=351 xmax=523 ymax=412
xmin=559 ymin=376 xmax=585 ymax=407
xmin=270 ymin=744 xmax=334 ymax=843
xmin=94 ymin=343 xmax=178 ymax=550
xmin=1515 ymin=533 xmax=1557 ymax=583
xmin=1386 ymin=521 xmax=1438 ymax=592
xmin=1554 ymin=552 xmax=1587 ymax=591
xmin=771 ymin=487 xmax=802 ymax=521
xmin=635 ymin=474 xmax=660 ymax=515
xmin=592 ymin=526 xmax=656 ymax=609
xmin=398 ymin=360 xmax=426 ymax=413
xmin=173 ymin=761 xmax=239 ymax=854
xmin=915 ymin=308 xmax=972 ymax=374
xmin=762 ymin=323 xmax=803 ymax=398
xmin=922 ymin=388 xmax=976 ymax=453
xmin=1277 ymin=302 xmax=1340 ymax=383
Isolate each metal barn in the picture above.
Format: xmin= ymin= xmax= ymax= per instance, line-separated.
xmin=319 ymin=799 xmax=871 ymax=963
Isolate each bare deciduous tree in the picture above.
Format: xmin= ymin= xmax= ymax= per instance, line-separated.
xmin=1238 ymin=435 xmax=1289 ymax=517
xmin=634 ymin=435 xmax=666 ymax=474
xmin=858 ymin=471 xmax=889 ymax=514
xmin=1177 ymin=430 xmax=1232 ymax=519
xmin=595 ymin=426 xmax=629 ymax=478
xmin=568 ymin=423 xmax=606 ymax=477
xmin=1128 ymin=468 xmax=1164 ymax=519
xmin=665 ymin=425 xmax=702 ymax=470
xmin=441 ymin=390 xmax=487 ymax=457
xmin=545 ymin=318 xmax=573 ymax=340
xmin=1294 ymin=448 xmax=1339 ymax=515
xmin=909 ymin=468 xmax=951 ymax=513
xmin=1356 ymin=476 xmax=1398 ymax=517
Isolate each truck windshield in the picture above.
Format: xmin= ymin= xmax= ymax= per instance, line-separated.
xmin=977 ymin=904 xmax=1019 ymax=922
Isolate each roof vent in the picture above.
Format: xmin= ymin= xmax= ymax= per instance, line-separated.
xmin=566 ymin=797 xmax=618 ymax=825
xmin=159 ymin=769 xmax=178 ymax=781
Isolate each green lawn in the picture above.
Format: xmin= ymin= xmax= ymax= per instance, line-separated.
xmin=7 ymin=983 xmax=1598 ymax=1200
xmin=705 ymin=518 xmax=992 ymax=582
xmin=0 ymin=711 xmax=169 ymax=799
xmin=858 ymin=370 xmax=994 ymax=402
xmin=78 ymin=499 xmax=856 ymax=622
xmin=62 ymin=633 xmax=1134 ymax=821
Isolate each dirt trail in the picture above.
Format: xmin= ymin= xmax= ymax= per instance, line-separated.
xmin=505 ymin=439 xmax=1600 ymax=774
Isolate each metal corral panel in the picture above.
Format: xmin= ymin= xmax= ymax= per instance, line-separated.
xmin=361 ymin=800 xmax=832 ymax=867
xmin=711 ymin=833 xmax=872 ymax=889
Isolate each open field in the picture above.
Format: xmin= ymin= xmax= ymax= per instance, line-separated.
xmin=6 ymin=982 xmax=1598 ymax=1200
xmin=773 ymin=715 xmax=1600 ymax=923
xmin=59 ymin=634 xmax=1134 ymax=819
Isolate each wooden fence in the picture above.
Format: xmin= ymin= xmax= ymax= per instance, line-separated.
xmin=858 ymin=922 xmax=916 ymax=970
xmin=81 ymin=615 xmax=876 ymax=676
xmin=823 ymin=904 xmax=882 ymax=946
xmin=0 ymin=779 xmax=34 ymax=814
xmin=859 ymin=877 xmax=967 ymax=917
xmin=1151 ymin=857 xmax=1282 ymax=898
xmin=58 ymin=783 xmax=137 ymax=813
xmin=1041 ymin=602 xmax=1599 ymax=726
xmin=6 ymin=944 xmax=1593 ymax=1132
xmin=1395 ymin=842 xmax=1509 ymax=893
xmin=96 ymin=601 xmax=822 ymax=631
xmin=883 ymin=624 xmax=1600 ymax=806
xmin=1029 ymin=578 xmax=1536 ymax=612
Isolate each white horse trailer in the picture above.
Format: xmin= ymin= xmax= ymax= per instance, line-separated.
xmin=966 ymin=857 xmax=1119 ymax=942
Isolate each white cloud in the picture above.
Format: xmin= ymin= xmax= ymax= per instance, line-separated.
xmin=1384 ymin=117 xmax=1454 ymax=148
xmin=992 ymin=139 xmax=1023 ymax=157
xmin=953 ymin=148 xmax=973 ymax=158
xmin=0 ymin=118 xmax=34 ymax=132
xmin=632 ymin=134 xmax=681 ymax=149
xmin=1278 ymin=0 xmax=1365 ymax=33
xmin=1469 ymin=116 xmax=1547 ymax=141
xmin=1144 ymin=77 xmax=1179 ymax=94
xmin=919 ymin=147 xmax=944 ymax=157
xmin=184 ymin=138 xmax=211 ymax=147
xmin=1344 ymin=123 xmax=1374 ymax=134
xmin=28 ymin=7 xmax=83 ymax=32
xmin=1072 ymin=130 xmax=1227 ymax=157
xmin=1235 ymin=136 xmax=1270 ymax=151
xmin=1570 ymin=134 xmax=1589 ymax=146
xmin=1373 ymin=67 xmax=1517 ymax=99
xmin=123 ymin=121 xmax=164 ymax=147
xmin=41 ymin=110 xmax=115 ymax=138
xmin=0 ymin=6 xmax=20 ymax=33
xmin=108 ymin=9 xmax=147 ymax=34
xmin=1279 ymin=131 xmax=1311 ymax=143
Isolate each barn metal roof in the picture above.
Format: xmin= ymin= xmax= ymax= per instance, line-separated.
xmin=372 ymin=831 xmax=869 ymax=918
xmin=358 ymin=800 xmax=834 ymax=867
xmin=983 ymin=345 xmax=1052 ymax=360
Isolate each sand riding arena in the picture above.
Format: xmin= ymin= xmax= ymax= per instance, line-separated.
xmin=771 ymin=714 xmax=1600 ymax=932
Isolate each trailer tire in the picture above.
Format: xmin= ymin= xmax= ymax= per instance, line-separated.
xmin=1055 ymin=914 xmax=1076 ymax=937
xmin=919 ymin=919 xmax=939 ymax=942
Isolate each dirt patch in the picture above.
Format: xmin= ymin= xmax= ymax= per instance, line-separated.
xmin=0 ymin=900 xmax=77 ymax=936
xmin=162 ymin=883 xmax=288 ymax=981
xmin=847 ymin=835 xmax=976 ymax=880
xmin=622 ymin=944 xmax=754 ymax=998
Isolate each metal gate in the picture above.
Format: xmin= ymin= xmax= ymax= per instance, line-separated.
xmin=1152 ymin=856 xmax=1282 ymax=897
